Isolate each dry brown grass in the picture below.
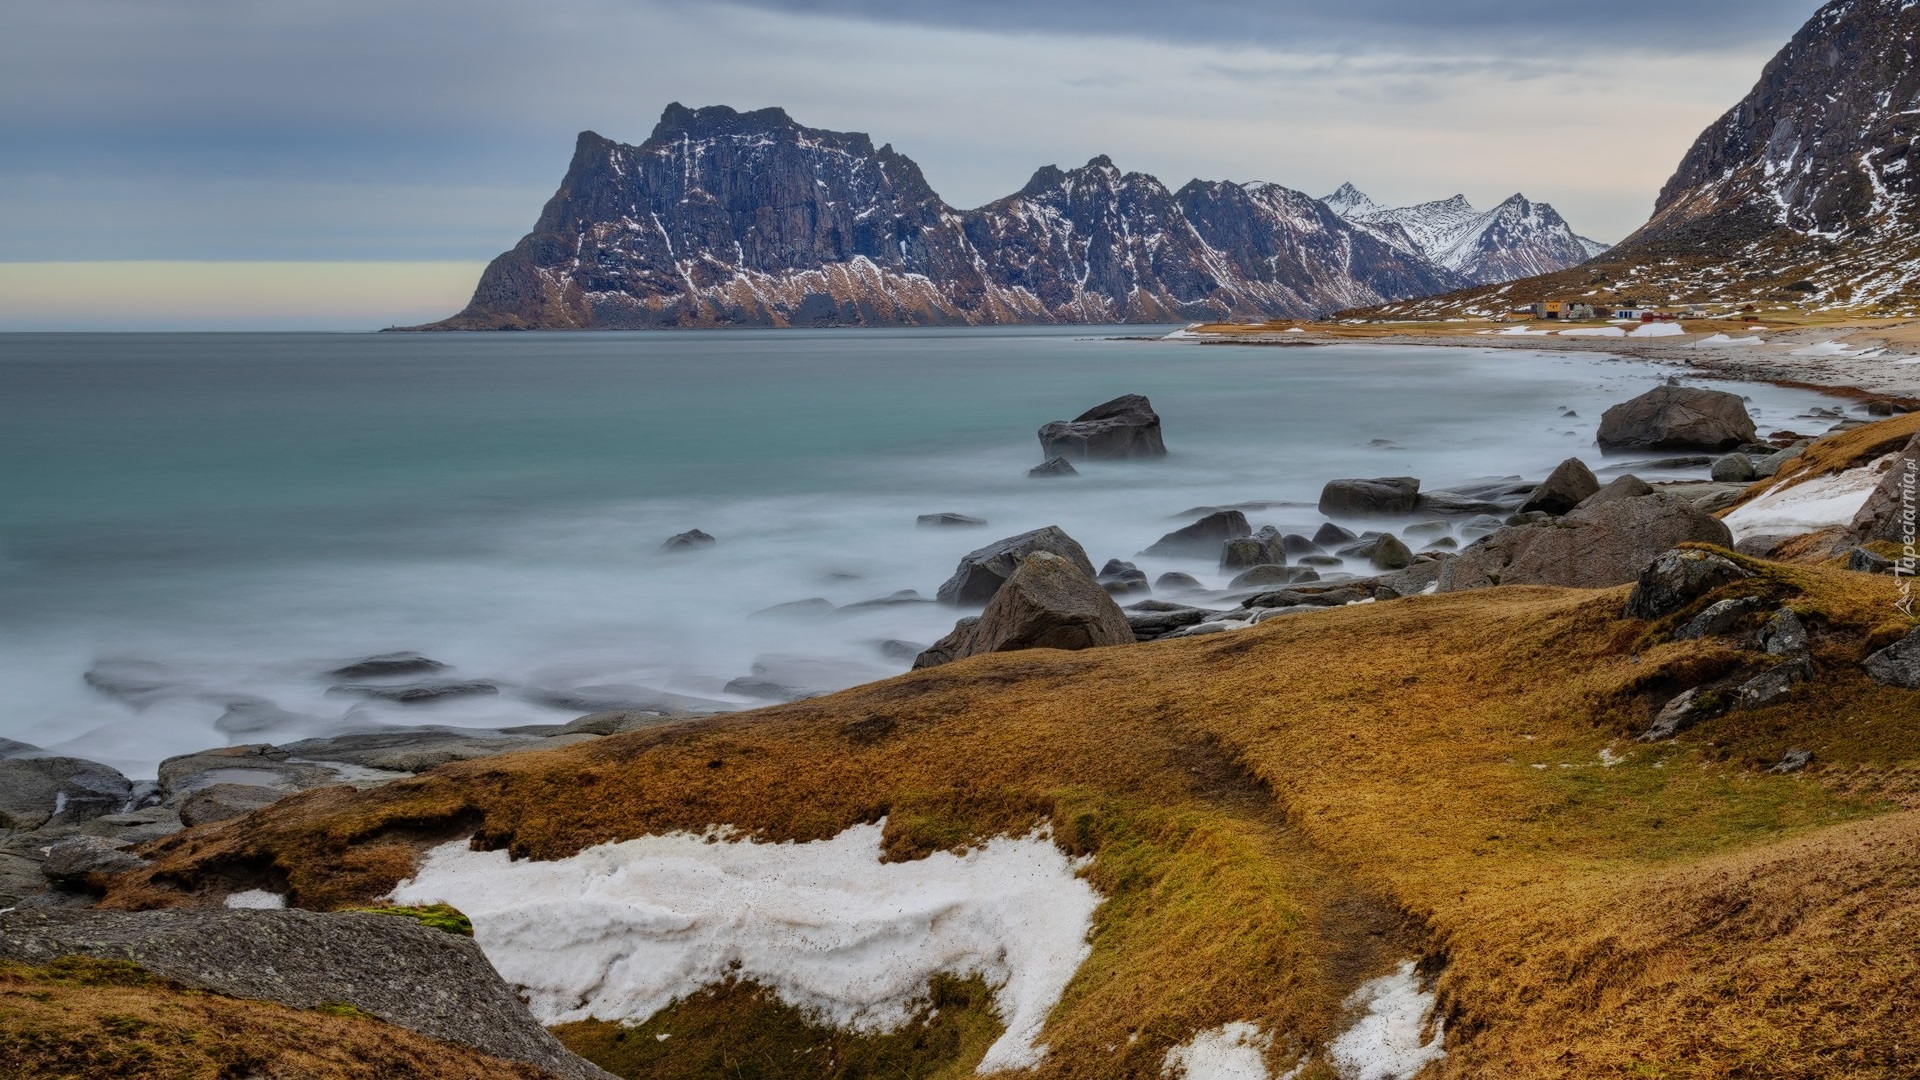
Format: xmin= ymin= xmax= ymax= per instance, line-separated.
xmin=0 ymin=956 xmax=560 ymax=1079
xmin=94 ymin=555 xmax=1920 ymax=1078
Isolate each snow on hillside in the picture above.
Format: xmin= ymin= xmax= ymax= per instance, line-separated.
xmin=1322 ymin=185 xmax=1608 ymax=285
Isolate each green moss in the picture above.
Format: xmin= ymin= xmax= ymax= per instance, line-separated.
xmin=553 ymin=974 xmax=1003 ymax=1080
xmin=341 ymin=902 xmax=473 ymax=936
xmin=314 ymin=1001 xmax=373 ymax=1020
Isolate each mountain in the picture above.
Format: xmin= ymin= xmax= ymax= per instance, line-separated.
xmin=419 ymin=104 xmax=1463 ymax=330
xmin=1354 ymin=0 xmax=1920 ymax=320
xmin=1323 ymin=185 xmax=1608 ymax=285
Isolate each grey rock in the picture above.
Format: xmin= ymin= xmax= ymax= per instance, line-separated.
xmin=1863 ymin=626 xmax=1920 ymax=688
xmin=834 ymin=590 xmax=937 ymax=613
xmin=1098 ymin=558 xmax=1141 ymax=580
xmin=79 ymin=806 xmax=183 ymax=845
xmin=1423 ymin=536 xmax=1459 ymax=550
xmin=557 ymin=710 xmax=680 ymax=736
xmin=1848 ymin=546 xmax=1896 ymax=573
xmin=1519 ymin=457 xmax=1601 ymax=515
xmin=1692 ymin=485 xmax=1749 ymax=514
xmin=40 ymin=835 xmax=148 ymax=883
xmin=1759 ymin=608 xmax=1811 ymax=657
xmin=1596 ymin=386 xmax=1757 ymax=452
xmin=1768 ymin=748 xmax=1815 ymax=774
xmin=1624 ymin=549 xmax=1751 ymax=620
xmin=1504 ymin=510 xmax=1556 ymax=526
xmin=214 ymin=701 xmax=333 ymax=738
xmin=1313 ymin=522 xmax=1358 ymax=546
xmin=1298 ymin=554 xmax=1343 ymax=566
xmin=1037 ymin=394 xmax=1167 ymax=460
xmin=327 ymin=652 xmax=448 ymax=679
xmin=1143 ymin=510 xmax=1252 ymax=558
xmin=1403 ymin=520 xmax=1450 ymax=538
xmin=1732 ymin=657 xmax=1812 ymax=709
xmin=0 ymin=851 xmax=45 ymax=907
xmin=1710 ymin=453 xmax=1758 ymax=483
xmin=178 ymin=783 xmax=288 ymax=827
xmin=916 ymin=552 xmax=1133 ymax=667
xmin=1126 ymin=606 xmax=1217 ymax=640
xmin=1154 ymin=571 xmax=1203 ymax=591
xmin=1281 ymin=533 xmax=1322 ymax=555
xmin=0 ymin=756 xmax=133 ymax=831
xmin=1458 ymin=514 xmax=1507 ymax=539
xmin=1753 ymin=445 xmax=1805 ymax=478
xmin=750 ymin=597 xmax=836 ymax=620
xmin=81 ymin=658 xmax=184 ymax=708
xmin=1642 ymin=686 xmax=1727 ymax=740
xmin=1735 ymin=533 xmax=1797 ymax=558
xmin=1442 ymin=498 xmax=1736 ymax=595
xmin=1227 ymin=564 xmax=1296 ymax=589
xmin=1415 ymin=490 xmax=1512 ymax=515
xmin=917 ymin=513 xmax=987 ymax=527
xmin=1220 ymin=529 xmax=1288 ymax=570
xmin=1673 ymin=597 xmax=1764 ymax=640
xmin=328 ymin=680 xmax=500 ymax=704
xmin=873 ymin=639 xmax=928 ymax=663
xmin=524 ymin=684 xmax=731 ymax=714
xmin=1029 ymin=456 xmax=1080 ymax=478
xmin=1838 ymin=433 xmax=1920 ymax=548
xmin=661 ymin=528 xmax=716 ymax=551
xmin=1579 ymin=474 xmax=1655 ymax=508
xmin=156 ymin=745 xmax=342 ymax=806
xmin=1319 ymin=476 xmax=1421 ymax=517
xmin=1371 ymin=533 xmax=1413 ymax=570
xmin=936 ymin=525 xmax=1097 ymax=606
xmin=1242 ymin=585 xmax=1369 ymax=610
xmin=723 ymin=654 xmax=891 ymax=702
xmin=1103 ymin=577 xmax=1152 ymax=598
xmin=0 ymin=908 xmax=616 ymax=1080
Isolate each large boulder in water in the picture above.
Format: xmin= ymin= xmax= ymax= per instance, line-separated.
xmin=1037 ymin=394 xmax=1167 ymax=461
xmin=1319 ymin=477 xmax=1420 ymax=517
xmin=915 ymin=552 xmax=1134 ymax=668
xmin=1518 ymin=457 xmax=1600 ymax=515
xmin=1596 ymin=386 xmax=1756 ymax=452
xmin=1220 ymin=526 xmax=1288 ymax=570
xmin=935 ymin=525 xmax=1097 ymax=606
xmin=1142 ymin=510 xmax=1251 ymax=558
xmin=1438 ymin=493 xmax=1733 ymax=592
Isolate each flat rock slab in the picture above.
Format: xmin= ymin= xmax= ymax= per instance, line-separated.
xmin=0 ymin=908 xmax=615 ymax=1080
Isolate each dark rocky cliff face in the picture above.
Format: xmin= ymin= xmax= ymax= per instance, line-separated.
xmin=425 ymin=104 xmax=1464 ymax=330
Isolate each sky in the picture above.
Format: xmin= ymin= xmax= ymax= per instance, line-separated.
xmin=0 ymin=0 xmax=1824 ymax=329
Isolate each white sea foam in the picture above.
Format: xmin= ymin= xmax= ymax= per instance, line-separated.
xmin=388 ymin=821 xmax=1100 ymax=1073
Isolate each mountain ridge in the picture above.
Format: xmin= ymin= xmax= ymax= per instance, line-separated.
xmin=1323 ymin=185 xmax=1609 ymax=285
xmin=416 ymin=104 xmax=1598 ymax=330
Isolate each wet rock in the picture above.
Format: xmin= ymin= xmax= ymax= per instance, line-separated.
xmin=1518 ymin=457 xmax=1600 ymax=515
xmin=0 ymin=908 xmax=617 ymax=1080
xmin=41 ymin=835 xmax=148 ymax=884
xmin=1415 ymin=490 xmax=1511 ymax=515
xmin=1673 ymin=597 xmax=1764 ymax=641
xmin=1580 ymin=474 xmax=1655 ymax=508
xmin=179 ymin=783 xmax=287 ymax=827
xmin=1596 ymin=386 xmax=1757 ymax=452
xmin=723 ymin=654 xmax=892 ymax=702
xmin=1298 ymin=554 xmax=1343 ymax=567
xmin=1458 ymin=514 xmax=1507 ymax=539
xmin=1281 ymin=533 xmax=1321 ymax=556
xmin=1442 ymin=499 xmax=1737 ymax=595
xmin=917 ymin=513 xmax=986 ymax=528
xmin=936 ymin=525 xmax=1097 ymax=606
xmin=1624 ymin=549 xmax=1751 ymax=620
xmin=661 ymin=528 xmax=716 ymax=551
xmin=1863 ymin=626 xmax=1920 ymax=687
xmin=0 ymin=756 xmax=133 ymax=831
xmin=836 ymin=590 xmax=936 ymax=612
xmin=1404 ymin=521 xmax=1450 ymax=538
xmin=1242 ymin=585 xmax=1369 ymax=609
xmin=79 ymin=806 xmax=183 ymax=845
xmin=1847 ymin=546 xmax=1895 ymax=573
xmin=1220 ymin=527 xmax=1288 ymax=570
xmin=156 ymin=746 xmax=340 ymax=806
xmin=1126 ymin=606 xmax=1217 ymax=641
xmin=1759 ymin=608 xmax=1810 ymax=656
xmin=749 ymin=597 xmax=836 ymax=620
xmin=215 ymin=701 xmax=333 ymax=738
xmin=1103 ymin=577 xmax=1152 ymax=598
xmin=328 ymin=680 xmax=500 ymax=705
xmin=1143 ymin=510 xmax=1252 ymax=558
xmin=1037 ymin=394 xmax=1167 ymax=460
xmin=523 ymin=685 xmax=731 ymax=714
xmin=1313 ymin=522 xmax=1358 ymax=546
xmin=327 ymin=653 xmax=447 ymax=679
xmin=1154 ymin=571 xmax=1203 ymax=592
xmin=1371 ymin=534 xmax=1413 ymax=570
xmin=278 ymin=729 xmax=596 ymax=774
xmin=1029 ymin=456 xmax=1079 ymax=478
xmin=555 ymin=711 xmax=681 ymax=736
xmin=1227 ymin=565 xmax=1296 ymax=589
xmin=915 ymin=552 xmax=1133 ymax=667
xmin=1753 ymin=445 xmax=1805 ymax=478
xmin=1318 ymin=476 xmax=1420 ymax=517
xmin=1709 ymin=453 xmax=1758 ymax=483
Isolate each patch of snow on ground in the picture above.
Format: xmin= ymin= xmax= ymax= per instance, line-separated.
xmin=1629 ymin=322 xmax=1686 ymax=338
xmin=1163 ymin=328 xmax=1202 ymax=340
xmin=1693 ymin=334 xmax=1766 ymax=346
xmin=1558 ymin=326 xmax=1626 ymax=337
xmin=1327 ymin=961 xmax=1445 ymax=1080
xmin=389 ymin=821 xmax=1100 ymax=1074
xmin=225 ymin=890 xmax=286 ymax=909
xmin=1790 ymin=341 xmax=1858 ymax=356
xmin=1721 ymin=455 xmax=1893 ymax=540
xmin=1284 ymin=327 xmax=1306 ymax=334
xmin=1162 ymin=1022 xmax=1281 ymax=1080
xmin=1484 ymin=326 xmax=1551 ymax=336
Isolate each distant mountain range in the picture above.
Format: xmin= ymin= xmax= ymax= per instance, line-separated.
xmin=1322 ymin=184 xmax=1608 ymax=285
xmin=1361 ymin=0 xmax=1920 ymax=320
xmin=416 ymin=107 xmax=1602 ymax=330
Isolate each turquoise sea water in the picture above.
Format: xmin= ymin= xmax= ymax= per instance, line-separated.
xmin=0 ymin=327 xmax=1847 ymax=776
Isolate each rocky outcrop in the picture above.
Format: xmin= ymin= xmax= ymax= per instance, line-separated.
xmin=1837 ymin=433 xmax=1920 ymax=547
xmin=1518 ymin=458 xmax=1600 ymax=515
xmin=1143 ymin=511 xmax=1252 ymax=558
xmin=0 ymin=908 xmax=615 ymax=1080
xmin=915 ymin=552 xmax=1133 ymax=667
xmin=1865 ymin=625 xmax=1920 ymax=688
xmin=1596 ymin=387 xmax=1757 ymax=453
xmin=1439 ymin=495 xmax=1734 ymax=592
xmin=417 ymin=105 xmax=1464 ymax=331
xmin=1318 ymin=477 xmax=1420 ymax=517
xmin=935 ymin=526 xmax=1097 ymax=606
xmin=1624 ymin=549 xmax=1752 ymax=620
xmin=1037 ymin=394 xmax=1166 ymax=460
xmin=1221 ymin=526 xmax=1289 ymax=570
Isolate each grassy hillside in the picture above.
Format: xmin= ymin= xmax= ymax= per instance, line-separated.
xmin=79 ymin=532 xmax=1920 ymax=1078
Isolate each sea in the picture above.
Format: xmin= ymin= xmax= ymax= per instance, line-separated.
xmin=0 ymin=327 xmax=1849 ymax=778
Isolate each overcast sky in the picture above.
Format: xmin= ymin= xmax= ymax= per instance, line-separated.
xmin=0 ymin=0 xmax=1822 ymax=327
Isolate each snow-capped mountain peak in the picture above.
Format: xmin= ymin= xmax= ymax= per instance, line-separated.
xmin=1323 ymin=188 xmax=1606 ymax=284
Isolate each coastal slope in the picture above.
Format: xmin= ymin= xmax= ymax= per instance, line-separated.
xmin=1355 ymin=0 xmax=1920 ymax=320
